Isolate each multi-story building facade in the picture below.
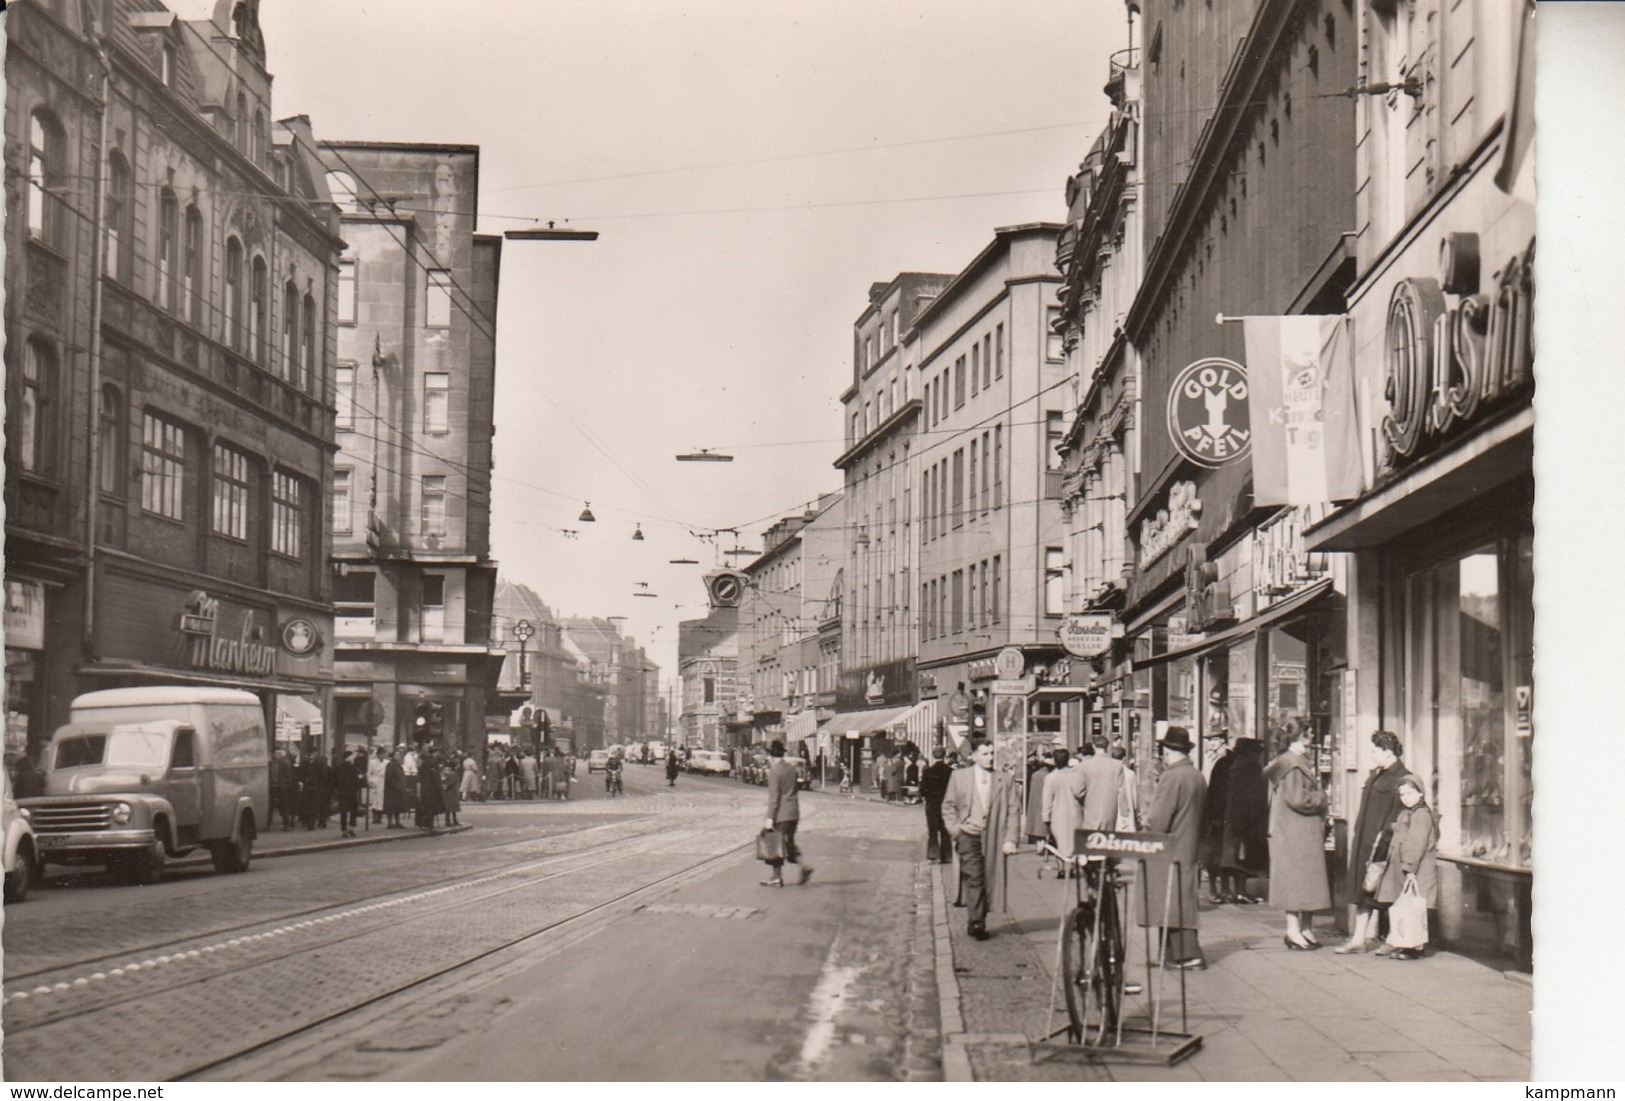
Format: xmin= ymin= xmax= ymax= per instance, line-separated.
xmin=5 ymin=0 xmax=343 ymax=758
xmin=560 ymin=617 xmax=659 ymax=749
xmin=321 ymin=142 xmax=504 ymax=755
xmin=677 ymin=607 xmax=738 ymax=751
xmin=832 ymin=274 xmax=949 ymax=783
xmin=489 ymin=578 xmax=577 ymax=747
xmin=912 ymin=224 xmax=1068 ymax=752
xmin=739 ymin=493 xmax=844 ymax=751
xmin=1303 ymin=0 xmax=1534 ymax=968
xmin=1055 ymin=34 xmax=1147 ymax=751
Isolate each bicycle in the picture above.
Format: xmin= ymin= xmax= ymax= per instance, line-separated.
xmin=1040 ymin=842 xmax=1133 ymax=1045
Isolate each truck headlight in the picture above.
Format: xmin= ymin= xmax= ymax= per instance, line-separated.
xmin=17 ymin=807 xmax=30 ymax=823
xmin=112 ymin=802 xmax=133 ymax=825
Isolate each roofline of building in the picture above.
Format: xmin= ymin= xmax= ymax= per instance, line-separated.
xmin=318 ymin=141 xmax=482 ymax=154
xmin=911 ymin=223 xmax=1065 ymax=332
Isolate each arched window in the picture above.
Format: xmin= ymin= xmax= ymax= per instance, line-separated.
xmin=14 ymin=339 xmax=54 ymax=474
xmin=224 ymin=237 xmax=244 ymax=350
xmin=183 ymin=205 xmax=203 ymax=324
xmin=99 ymin=384 xmax=124 ymax=495
xmin=281 ymin=280 xmax=299 ymax=380
xmin=27 ymin=109 xmax=64 ymax=245
xmin=158 ymin=188 xmax=179 ymax=312
xmin=301 ymin=293 xmax=317 ymax=392
xmin=250 ymin=256 xmax=268 ymax=363
xmin=105 ymin=152 xmax=133 ymax=281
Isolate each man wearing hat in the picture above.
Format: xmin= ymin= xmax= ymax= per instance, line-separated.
xmin=1138 ymin=726 xmax=1210 ymax=970
xmin=761 ymin=740 xmax=813 ymax=887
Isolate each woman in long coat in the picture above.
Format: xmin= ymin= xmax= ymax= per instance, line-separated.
xmin=417 ymin=750 xmax=446 ymax=829
xmin=1335 ymin=729 xmax=1408 ymax=953
xmin=460 ymin=752 xmax=482 ymax=802
xmin=1024 ymin=754 xmax=1053 ymax=843
xmin=383 ymin=749 xmax=409 ymax=828
xmin=1263 ymin=725 xmax=1331 ymax=949
xmin=485 ymin=749 xmax=505 ymax=801
xmin=1137 ymin=728 xmax=1209 ymax=968
xmin=1198 ymin=741 xmax=1234 ymax=902
xmin=1220 ymin=737 xmax=1270 ymax=899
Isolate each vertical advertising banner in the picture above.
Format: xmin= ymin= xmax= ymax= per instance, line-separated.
xmin=1245 ymin=315 xmax=1363 ymax=507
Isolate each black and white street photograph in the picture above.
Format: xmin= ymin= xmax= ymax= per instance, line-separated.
xmin=1 ymin=0 xmax=1620 ymax=1088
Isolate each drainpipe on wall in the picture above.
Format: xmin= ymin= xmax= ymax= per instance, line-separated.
xmin=82 ymin=35 xmax=115 ymax=652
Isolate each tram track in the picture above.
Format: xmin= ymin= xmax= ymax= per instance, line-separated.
xmin=2 ymin=799 xmax=765 ymax=1082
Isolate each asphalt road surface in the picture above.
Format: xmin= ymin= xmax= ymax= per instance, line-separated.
xmin=2 ymin=765 xmax=942 ymax=1082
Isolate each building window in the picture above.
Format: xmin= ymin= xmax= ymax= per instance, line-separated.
xmin=954 ymin=356 xmax=966 ymax=408
xmin=993 ymin=424 xmax=1004 ymax=508
xmin=421 ymin=474 xmax=447 ymax=535
xmin=336 ymin=364 xmax=356 ymax=429
xmin=338 ymin=258 xmax=357 ymax=324
xmin=1046 ymin=411 xmax=1065 ymax=470
xmin=1046 ymin=306 xmax=1064 ymax=362
xmin=334 ymin=569 xmax=375 ymax=638
xmin=992 ymin=555 xmax=1002 ymax=623
xmin=969 ymin=438 xmax=979 ymax=515
xmin=272 ymin=471 xmax=302 ymax=557
xmin=225 ymin=238 xmax=244 ymax=350
xmin=250 ymin=256 xmax=269 ymax=364
xmin=161 ymin=44 xmax=175 ymax=87
xmin=426 ymin=269 xmax=453 ymax=329
xmin=952 ymin=448 xmax=964 ymax=529
xmin=105 ymin=153 xmax=133 ymax=282
xmin=302 ymin=294 xmax=317 ymax=391
xmin=983 ymin=334 xmax=993 ymax=389
xmin=184 ymin=205 xmax=204 ymax=325
xmin=98 ymin=385 xmax=123 ymax=495
xmin=281 ymin=281 xmax=299 ymax=380
xmin=970 ymin=343 xmax=980 ymax=396
xmin=703 ymin=676 xmax=715 ymax=704
xmin=995 ymin=323 xmax=1005 ymax=379
xmin=15 ymin=340 xmax=54 ymax=475
xmin=980 ymin=430 xmax=991 ymax=512
xmin=253 ymin=108 xmax=267 ymax=167
xmin=1045 ymin=547 xmax=1065 ymax=615
xmin=211 ymin=443 xmax=250 ymax=540
xmin=235 ymin=92 xmax=248 ymax=151
xmin=424 ymin=373 xmax=450 ymax=434
xmin=421 ymin=574 xmax=446 ymax=642
xmin=27 ymin=110 xmax=64 ymax=246
xmin=141 ymin=412 xmax=186 ymax=520
xmin=952 ymin=569 xmax=964 ymax=634
xmin=158 ymin=189 xmax=179 ymax=312
xmin=332 ymin=468 xmax=352 ymax=533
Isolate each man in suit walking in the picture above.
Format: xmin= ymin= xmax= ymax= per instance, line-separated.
xmin=761 ymin=740 xmax=813 ymax=887
xmin=920 ymin=747 xmax=954 ymax=864
xmin=941 ymin=740 xmax=1017 ymax=940
xmin=1073 ymin=740 xmax=1129 ymax=831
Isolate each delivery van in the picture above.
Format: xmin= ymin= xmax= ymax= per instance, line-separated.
xmin=20 ymin=687 xmax=270 ymax=884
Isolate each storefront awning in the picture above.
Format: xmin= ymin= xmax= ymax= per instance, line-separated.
xmin=1130 ymin=577 xmax=1336 ymax=671
xmin=785 ymin=710 xmax=824 ymax=740
xmin=1303 ymin=407 xmax=1532 ymax=552
xmin=895 ymin=698 xmax=938 ymax=753
xmin=829 ymin=704 xmax=911 ymax=738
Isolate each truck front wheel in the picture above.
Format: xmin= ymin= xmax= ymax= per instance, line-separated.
xmin=121 ymin=835 xmax=167 ymax=886
xmin=210 ymin=816 xmax=254 ymax=874
xmin=5 ymin=841 xmax=36 ymax=903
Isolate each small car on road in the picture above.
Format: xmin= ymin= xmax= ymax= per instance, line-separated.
xmin=587 ymin=749 xmax=611 ymax=773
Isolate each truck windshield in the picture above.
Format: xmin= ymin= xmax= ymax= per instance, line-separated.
xmin=52 ymin=726 xmax=173 ymax=770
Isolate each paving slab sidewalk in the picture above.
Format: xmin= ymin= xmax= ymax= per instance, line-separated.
xmin=932 ymin=853 xmax=1531 ymax=1082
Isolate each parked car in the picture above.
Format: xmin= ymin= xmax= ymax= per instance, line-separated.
xmin=20 ymin=687 xmax=268 ymax=884
xmin=3 ymin=767 xmax=40 ymax=903
xmin=587 ymin=749 xmax=611 ymax=773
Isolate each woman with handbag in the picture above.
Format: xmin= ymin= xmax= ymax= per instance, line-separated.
xmin=1263 ymin=723 xmax=1332 ymax=950
xmin=1335 ymin=729 xmax=1408 ymax=954
xmin=1376 ymin=775 xmax=1438 ymax=960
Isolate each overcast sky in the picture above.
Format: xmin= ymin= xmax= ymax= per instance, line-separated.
xmin=180 ymin=0 xmax=1130 ymax=675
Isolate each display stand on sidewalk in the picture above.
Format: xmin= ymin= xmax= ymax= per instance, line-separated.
xmin=1032 ymin=829 xmax=1202 ymax=1067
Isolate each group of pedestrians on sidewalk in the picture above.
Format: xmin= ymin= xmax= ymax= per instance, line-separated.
xmin=928 ymin=724 xmax=1441 ymax=970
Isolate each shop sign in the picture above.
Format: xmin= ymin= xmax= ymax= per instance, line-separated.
xmin=1077 ymin=829 xmax=1175 ymax=863
xmin=1139 ymin=481 xmax=1202 ymax=568
xmin=990 ymin=678 xmax=1036 ymax=695
xmin=280 ymin=617 xmax=322 ymax=656
xmin=1165 ymin=616 xmax=1205 ymax=653
xmin=1381 ymin=238 xmax=1535 ymax=470
xmin=4 ymin=579 xmax=45 ymax=651
xmin=837 ymin=658 xmax=916 ymax=710
xmin=1253 ymin=507 xmax=1328 ymax=596
xmin=1167 ymin=358 xmax=1251 ymax=467
xmin=178 ymin=591 xmax=275 ymax=677
xmin=1514 ymin=685 xmax=1532 ymax=738
xmin=966 ymin=658 xmax=999 ymax=682
xmin=1057 ymin=614 xmax=1114 ymax=658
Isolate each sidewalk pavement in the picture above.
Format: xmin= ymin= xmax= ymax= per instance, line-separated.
xmin=932 ymin=851 xmax=1531 ymax=1082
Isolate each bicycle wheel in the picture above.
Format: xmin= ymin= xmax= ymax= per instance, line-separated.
xmin=1058 ymin=901 xmax=1097 ymax=1043
xmin=1094 ymin=882 xmax=1125 ymax=1036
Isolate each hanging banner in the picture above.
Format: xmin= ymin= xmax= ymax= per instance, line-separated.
xmin=1244 ymin=315 xmax=1362 ymax=507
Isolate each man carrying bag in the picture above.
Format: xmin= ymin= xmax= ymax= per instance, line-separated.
xmin=760 ymin=740 xmax=813 ymax=887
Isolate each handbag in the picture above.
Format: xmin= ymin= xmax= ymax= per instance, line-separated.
xmin=1361 ymin=830 xmax=1390 ymax=895
xmin=756 ymin=828 xmax=785 ymax=863
xmin=1388 ymin=876 xmax=1428 ymax=948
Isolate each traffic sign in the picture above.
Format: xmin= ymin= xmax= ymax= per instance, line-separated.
xmin=990 ymin=677 xmax=1035 ymax=695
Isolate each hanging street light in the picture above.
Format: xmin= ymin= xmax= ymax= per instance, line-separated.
xmin=675 ymin=448 xmax=733 ymax=462
xmin=503 ymin=222 xmax=600 ymax=242
xmin=579 ymin=502 xmax=596 ymax=522
xmin=632 ymin=524 xmax=645 ymax=541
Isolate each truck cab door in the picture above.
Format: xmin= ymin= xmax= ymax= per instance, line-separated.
xmin=166 ymin=727 xmax=204 ymax=841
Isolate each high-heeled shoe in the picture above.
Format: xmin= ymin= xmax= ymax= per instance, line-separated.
xmin=1283 ymin=935 xmax=1314 ymax=951
xmin=1332 ymin=940 xmax=1372 ymax=955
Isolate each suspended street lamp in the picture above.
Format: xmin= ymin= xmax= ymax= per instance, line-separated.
xmin=579 ymin=502 xmax=596 ymax=522
xmin=675 ymin=448 xmax=733 ymax=462
xmin=632 ymin=524 xmax=645 ymax=541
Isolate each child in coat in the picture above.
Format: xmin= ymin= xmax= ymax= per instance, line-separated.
xmin=1375 ymin=774 xmax=1439 ymax=960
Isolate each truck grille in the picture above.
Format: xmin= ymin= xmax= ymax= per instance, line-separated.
xmin=30 ymin=803 xmax=115 ymax=833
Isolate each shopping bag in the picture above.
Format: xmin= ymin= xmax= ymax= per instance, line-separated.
xmin=756 ymin=828 xmax=785 ymax=863
xmin=1388 ymin=878 xmax=1428 ymax=948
